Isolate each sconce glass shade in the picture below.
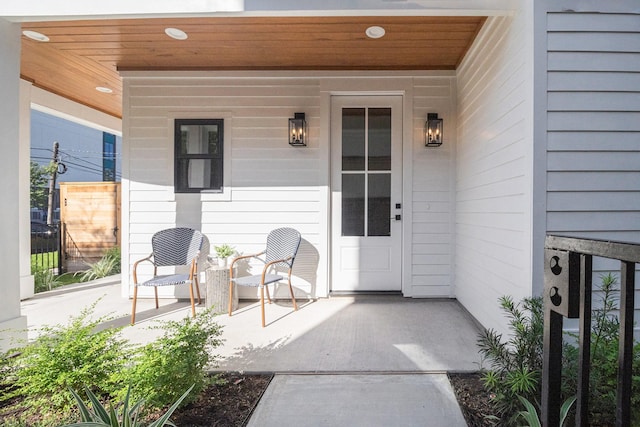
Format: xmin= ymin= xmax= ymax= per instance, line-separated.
xmin=289 ymin=112 xmax=307 ymax=146
xmin=425 ymin=113 xmax=443 ymax=147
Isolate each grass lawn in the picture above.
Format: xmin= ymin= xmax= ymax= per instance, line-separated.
xmin=32 ymin=251 xmax=87 ymax=291
xmin=31 ymin=251 xmax=58 ymax=269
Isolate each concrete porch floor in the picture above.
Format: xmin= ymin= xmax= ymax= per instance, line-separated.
xmin=19 ymin=275 xmax=484 ymax=425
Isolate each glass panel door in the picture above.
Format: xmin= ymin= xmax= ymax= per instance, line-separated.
xmin=331 ymin=96 xmax=402 ymax=292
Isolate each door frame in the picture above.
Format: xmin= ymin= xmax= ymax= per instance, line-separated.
xmin=324 ymin=89 xmax=413 ymax=296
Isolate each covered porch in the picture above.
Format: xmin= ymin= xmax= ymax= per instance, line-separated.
xmin=21 ymin=275 xmax=483 ymax=373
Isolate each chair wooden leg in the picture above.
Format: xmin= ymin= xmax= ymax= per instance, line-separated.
xmin=154 ymin=287 xmax=159 ymax=309
xmin=189 ymin=281 xmax=196 ymax=318
xmin=288 ymin=277 xmax=298 ymax=311
xmin=260 ymin=286 xmax=266 ymax=327
xmin=131 ymin=286 xmax=138 ymax=325
xmin=194 ymin=277 xmax=202 ymax=304
xmin=228 ymin=279 xmax=234 ymax=316
xmin=265 ymin=284 xmax=272 ymax=304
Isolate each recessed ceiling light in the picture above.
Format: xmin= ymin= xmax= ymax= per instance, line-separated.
xmin=165 ymin=27 xmax=188 ymax=40
xmin=365 ymin=26 xmax=386 ymax=39
xmin=22 ymin=30 xmax=49 ymax=42
xmin=96 ymin=86 xmax=113 ymax=94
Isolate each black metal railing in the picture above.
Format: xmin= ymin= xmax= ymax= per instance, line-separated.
xmin=30 ymin=221 xmax=62 ymax=274
xmin=543 ymin=235 xmax=640 ymax=427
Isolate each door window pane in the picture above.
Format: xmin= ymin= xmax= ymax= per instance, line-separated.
xmin=342 ymin=174 xmax=365 ymax=236
xmin=368 ymin=108 xmax=391 ymax=171
xmin=342 ymin=108 xmax=365 ymax=171
xmin=368 ymin=174 xmax=391 ymax=236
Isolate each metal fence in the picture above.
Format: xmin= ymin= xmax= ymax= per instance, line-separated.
xmin=30 ymin=221 xmax=62 ymax=274
xmin=543 ymin=235 xmax=640 ymax=426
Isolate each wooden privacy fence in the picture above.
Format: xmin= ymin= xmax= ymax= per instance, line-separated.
xmin=543 ymin=235 xmax=640 ymax=427
xmin=59 ymin=182 xmax=120 ymax=272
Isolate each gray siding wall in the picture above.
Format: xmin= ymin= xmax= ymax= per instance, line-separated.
xmin=546 ymin=12 xmax=640 ymax=241
xmin=545 ymin=10 xmax=640 ymax=321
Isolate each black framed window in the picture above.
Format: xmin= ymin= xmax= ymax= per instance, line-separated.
xmin=174 ymin=119 xmax=224 ymax=193
xmin=102 ymin=132 xmax=116 ymax=181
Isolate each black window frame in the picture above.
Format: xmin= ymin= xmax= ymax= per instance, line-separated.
xmin=174 ymin=118 xmax=224 ymax=193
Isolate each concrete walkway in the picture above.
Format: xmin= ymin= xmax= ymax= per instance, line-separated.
xmin=248 ymin=374 xmax=467 ymax=426
xmin=19 ymin=276 xmax=483 ymax=426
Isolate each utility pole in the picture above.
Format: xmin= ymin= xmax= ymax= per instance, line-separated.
xmin=46 ymin=141 xmax=59 ymax=226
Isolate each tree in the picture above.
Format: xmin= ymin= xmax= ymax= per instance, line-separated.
xmin=30 ymin=161 xmax=55 ymax=210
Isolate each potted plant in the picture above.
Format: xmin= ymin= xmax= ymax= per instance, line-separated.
xmin=214 ymin=244 xmax=235 ymax=267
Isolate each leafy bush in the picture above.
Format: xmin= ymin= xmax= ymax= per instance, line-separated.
xmin=64 ymin=384 xmax=193 ymax=427
xmin=517 ymin=395 xmax=575 ymax=427
xmin=77 ymin=247 xmax=121 ymax=282
xmin=477 ymin=295 xmax=545 ymax=425
xmin=563 ymin=273 xmax=640 ymax=425
xmin=114 ymin=309 xmax=224 ymax=410
xmin=480 ymin=273 xmax=640 ymax=426
xmin=0 ymin=303 xmax=131 ymax=420
xmin=32 ymin=263 xmax=63 ymax=293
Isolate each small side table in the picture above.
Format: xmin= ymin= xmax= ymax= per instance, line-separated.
xmin=205 ymin=264 xmax=238 ymax=314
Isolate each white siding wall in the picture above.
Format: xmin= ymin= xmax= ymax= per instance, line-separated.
xmin=122 ymin=72 xmax=457 ymax=301
xmin=455 ymin=7 xmax=535 ymax=336
xmin=411 ymin=77 xmax=456 ymax=297
xmin=544 ymin=11 xmax=640 ymax=323
xmin=123 ymin=75 xmax=324 ymax=300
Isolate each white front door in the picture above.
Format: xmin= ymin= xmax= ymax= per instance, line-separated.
xmin=331 ymin=95 xmax=403 ymax=292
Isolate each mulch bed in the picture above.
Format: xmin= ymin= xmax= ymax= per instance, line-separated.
xmin=158 ymin=372 xmax=273 ymax=427
xmin=448 ymin=372 xmax=498 ymax=427
xmin=2 ymin=371 xmax=497 ymax=426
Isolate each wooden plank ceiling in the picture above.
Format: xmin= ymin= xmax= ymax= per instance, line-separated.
xmin=21 ymin=16 xmax=486 ymax=119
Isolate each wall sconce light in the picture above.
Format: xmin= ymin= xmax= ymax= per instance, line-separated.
xmin=289 ymin=112 xmax=307 ymax=146
xmin=425 ymin=113 xmax=443 ymax=147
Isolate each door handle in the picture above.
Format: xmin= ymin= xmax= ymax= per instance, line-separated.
xmin=391 ymin=215 xmax=401 ymax=221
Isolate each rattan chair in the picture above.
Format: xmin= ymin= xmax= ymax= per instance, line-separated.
xmin=229 ymin=227 xmax=302 ymax=327
xmin=131 ymin=227 xmax=204 ymax=325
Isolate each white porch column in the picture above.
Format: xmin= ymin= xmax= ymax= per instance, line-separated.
xmin=20 ymin=79 xmax=35 ymax=300
xmin=0 ymin=18 xmax=27 ymax=353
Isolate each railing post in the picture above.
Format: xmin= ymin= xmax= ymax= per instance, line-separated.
xmin=542 ymin=307 xmax=563 ymax=427
xmin=576 ymin=254 xmax=592 ymax=426
xmin=56 ymin=223 xmax=63 ymax=274
xmin=545 ymin=235 xmax=640 ymax=427
xmin=617 ymin=261 xmax=635 ymax=426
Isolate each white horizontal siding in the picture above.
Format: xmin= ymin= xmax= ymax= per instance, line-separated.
xmin=545 ymin=10 xmax=640 ymax=331
xmin=122 ymin=71 xmax=460 ymax=302
xmin=455 ymin=8 xmax=534 ymax=337
xmin=124 ymin=76 xmax=324 ymax=300
xmin=411 ymin=76 xmax=456 ymax=296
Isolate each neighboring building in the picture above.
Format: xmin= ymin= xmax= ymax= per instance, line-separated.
xmin=1 ymin=0 xmax=638 ymax=352
xmin=31 ymin=109 xmax=122 ymax=184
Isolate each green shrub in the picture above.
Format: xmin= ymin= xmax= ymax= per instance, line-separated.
xmin=517 ymin=395 xmax=575 ymax=427
xmin=114 ymin=308 xmax=224 ymax=410
xmin=103 ymin=246 xmax=121 ymax=274
xmin=563 ymin=273 xmax=640 ymax=425
xmin=64 ymin=384 xmax=193 ymax=427
xmin=32 ymin=264 xmax=63 ymax=293
xmin=477 ymin=295 xmax=545 ymax=425
xmin=1 ymin=303 xmax=131 ymax=419
xmin=480 ymin=274 xmax=640 ymax=426
xmin=77 ymin=247 xmax=121 ymax=282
